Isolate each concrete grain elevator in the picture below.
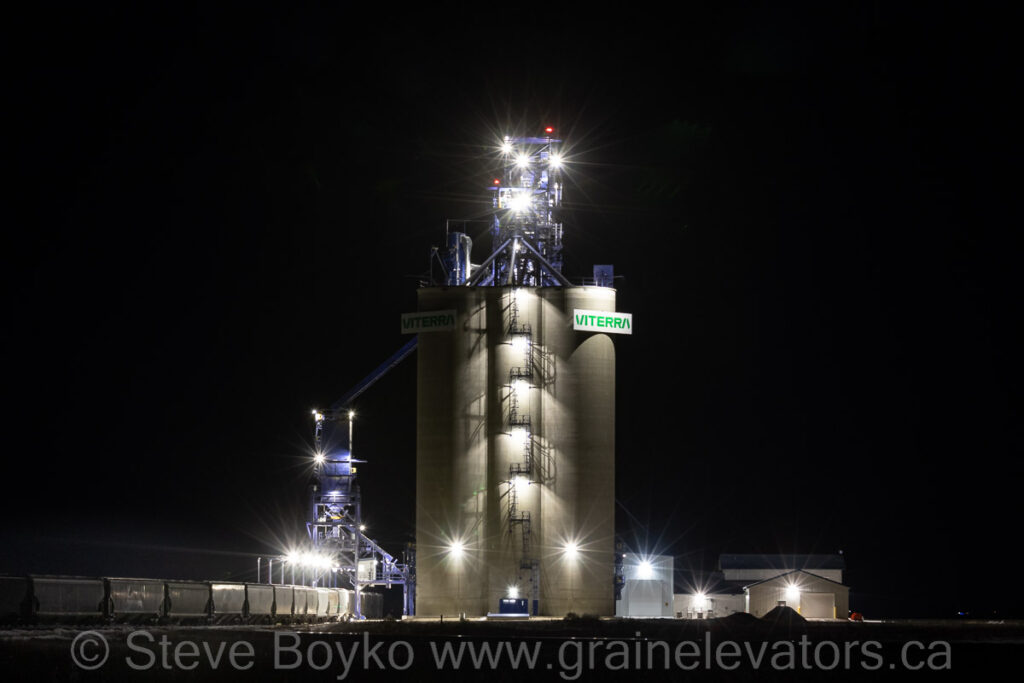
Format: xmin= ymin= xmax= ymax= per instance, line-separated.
xmin=411 ymin=131 xmax=629 ymax=617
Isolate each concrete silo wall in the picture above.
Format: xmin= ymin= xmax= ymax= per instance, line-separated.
xmin=415 ymin=286 xmax=616 ymax=617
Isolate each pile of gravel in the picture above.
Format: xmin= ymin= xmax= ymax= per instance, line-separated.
xmin=761 ymin=605 xmax=807 ymax=627
xmin=719 ymin=612 xmax=761 ymax=626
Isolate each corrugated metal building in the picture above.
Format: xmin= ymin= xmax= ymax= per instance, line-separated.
xmin=744 ymin=569 xmax=850 ymax=619
xmin=674 ymin=554 xmax=850 ymax=619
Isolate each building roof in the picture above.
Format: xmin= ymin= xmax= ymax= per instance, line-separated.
xmin=742 ymin=569 xmax=848 ymax=590
xmin=718 ymin=553 xmax=846 ymax=571
xmin=675 ymin=570 xmax=746 ymax=596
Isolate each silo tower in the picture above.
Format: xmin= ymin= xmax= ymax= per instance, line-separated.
xmin=413 ymin=128 xmax=628 ymax=617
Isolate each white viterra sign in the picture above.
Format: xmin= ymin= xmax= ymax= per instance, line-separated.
xmin=573 ymin=309 xmax=633 ymax=334
xmin=401 ymin=310 xmax=456 ymax=333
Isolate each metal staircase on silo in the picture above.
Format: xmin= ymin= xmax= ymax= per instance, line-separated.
xmin=507 ymin=292 xmax=533 ymax=556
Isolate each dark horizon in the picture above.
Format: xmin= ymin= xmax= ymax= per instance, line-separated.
xmin=3 ymin=5 xmax=1018 ymax=619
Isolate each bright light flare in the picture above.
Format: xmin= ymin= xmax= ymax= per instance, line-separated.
xmin=564 ymin=542 xmax=579 ymax=560
xmin=785 ymin=584 xmax=800 ymax=603
xmin=501 ymin=141 xmax=512 ymax=154
xmin=637 ymin=560 xmax=654 ymax=579
xmin=448 ymin=541 xmax=465 ymax=559
xmin=694 ymin=592 xmax=707 ymax=610
xmin=515 ymin=153 xmax=530 ymax=168
xmin=549 ymin=153 xmax=563 ymax=169
xmin=314 ymin=452 xmax=325 ymax=465
xmin=511 ymin=335 xmax=531 ymax=352
xmin=507 ymin=193 xmax=531 ymax=214
xmin=511 ymin=428 xmax=530 ymax=445
xmin=507 ymin=585 xmax=519 ymax=599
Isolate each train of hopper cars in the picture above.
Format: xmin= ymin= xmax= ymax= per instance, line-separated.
xmin=0 ymin=575 xmax=383 ymax=625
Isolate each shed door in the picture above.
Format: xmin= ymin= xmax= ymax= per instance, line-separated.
xmin=801 ymin=592 xmax=834 ymax=618
xmin=625 ymin=581 xmax=663 ymax=616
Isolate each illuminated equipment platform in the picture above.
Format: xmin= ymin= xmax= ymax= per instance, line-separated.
xmin=299 ymin=340 xmax=418 ymax=619
xmin=472 ymin=132 xmax=569 ymax=287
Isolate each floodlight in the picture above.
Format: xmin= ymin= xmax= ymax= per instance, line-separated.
xmin=508 ymin=193 xmax=530 ymax=214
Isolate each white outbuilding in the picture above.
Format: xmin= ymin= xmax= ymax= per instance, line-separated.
xmin=743 ymin=569 xmax=850 ymax=619
xmin=615 ymin=553 xmax=673 ymax=617
xmin=672 ymin=571 xmax=746 ymax=618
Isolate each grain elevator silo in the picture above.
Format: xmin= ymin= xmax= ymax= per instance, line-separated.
xmin=409 ymin=130 xmax=631 ymax=617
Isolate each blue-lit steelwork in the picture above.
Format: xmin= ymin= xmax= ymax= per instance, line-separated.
xmin=329 ymin=338 xmax=417 ymax=408
xmin=304 ymin=340 xmax=418 ymax=618
xmin=441 ymin=229 xmax=473 ymax=286
xmin=469 ymin=133 xmax=571 ymax=287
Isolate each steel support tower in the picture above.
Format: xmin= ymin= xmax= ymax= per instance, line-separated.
xmin=304 ymin=341 xmax=418 ymax=618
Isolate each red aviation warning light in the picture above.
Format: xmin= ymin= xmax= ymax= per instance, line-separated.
xmin=544 ymin=126 xmax=554 ymax=134
xmin=493 ymin=178 xmax=501 ymax=185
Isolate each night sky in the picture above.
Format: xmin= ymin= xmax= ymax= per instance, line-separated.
xmin=3 ymin=5 xmax=1018 ymax=618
